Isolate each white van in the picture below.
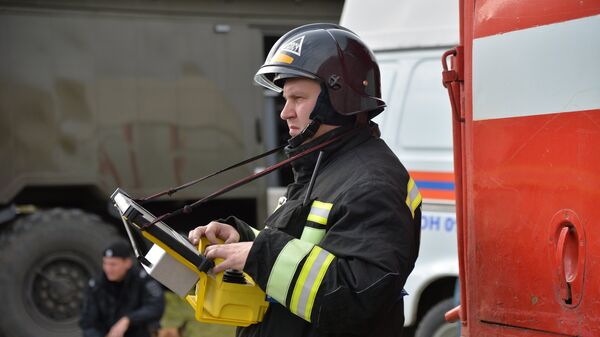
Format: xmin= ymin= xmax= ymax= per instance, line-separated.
xmin=341 ymin=1 xmax=460 ymax=336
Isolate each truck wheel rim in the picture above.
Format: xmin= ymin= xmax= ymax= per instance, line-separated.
xmin=26 ymin=252 xmax=94 ymax=323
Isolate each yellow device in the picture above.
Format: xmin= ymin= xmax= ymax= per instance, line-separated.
xmin=186 ymin=237 xmax=269 ymax=326
xmin=110 ymin=188 xmax=269 ymax=327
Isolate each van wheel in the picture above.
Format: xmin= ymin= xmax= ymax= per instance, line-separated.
xmin=0 ymin=209 xmax=120 ymax=337
xmin=415 ymin=298 xmax=459 ymax=337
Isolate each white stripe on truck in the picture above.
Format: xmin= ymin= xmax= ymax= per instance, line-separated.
xmin=473 ymin=14 xmax=600 ymax=121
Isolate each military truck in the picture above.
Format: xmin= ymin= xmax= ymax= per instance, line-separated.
xmin=0 ymin=1 xmax=342 ymax=336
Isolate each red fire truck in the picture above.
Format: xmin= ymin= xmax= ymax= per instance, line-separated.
xmin=443 ymin=0 xmax=600 ymax=336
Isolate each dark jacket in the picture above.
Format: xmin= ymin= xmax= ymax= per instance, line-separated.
xmin=229 ymin=124 xmax=421 ymax=337
xmin=79 ymin=265 xmax=165 ymax=337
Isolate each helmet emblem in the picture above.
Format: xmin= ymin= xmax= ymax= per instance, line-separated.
xmin=280 ymin=36 xmax=305 ymax=56
xmin=328 ymin=75 xmax=342 ymax=90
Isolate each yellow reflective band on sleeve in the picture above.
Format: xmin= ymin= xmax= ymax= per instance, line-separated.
xmin=266 ymin=239 xmax=314 ymax=305
xmin=405 ymin=177 xmax=422 ymax=218
xmin=299 ymin=226 xmax=326 ymax=244
xmin=250 ymin=226 xmax=260 ymax=237
xmin=306 ymin=200 xmax=333 ymax=225
xmin=289 ymin=246 xmax=335 ymax=322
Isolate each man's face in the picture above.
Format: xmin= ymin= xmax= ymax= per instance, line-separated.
xmin=102 ymin=256 xmax=132 ymax=282
xmin=281 ymin=78 xmax=321 ymax=137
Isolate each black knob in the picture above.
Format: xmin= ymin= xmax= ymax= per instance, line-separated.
xmin=222 ymin=269 xmax=246 ymax=284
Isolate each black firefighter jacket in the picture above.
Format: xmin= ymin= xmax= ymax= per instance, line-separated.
xmin=226 ymin=124 xmax=422 ymax=337
xmin=79 ymin=266 xmax=165 ymax=337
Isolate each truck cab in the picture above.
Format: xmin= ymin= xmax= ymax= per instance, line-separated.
xmin=447 ymin=0 xmax=600 ymax=335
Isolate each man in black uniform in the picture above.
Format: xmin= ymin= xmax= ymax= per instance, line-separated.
xmin=79 ymin=241 xmax=165 ymax=337
xmin=188 ymin=23 xmax=421 ymax=337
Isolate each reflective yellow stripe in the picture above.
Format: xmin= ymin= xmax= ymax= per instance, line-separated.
xmin=289 ymin=248 xmax=320 ymax=315
xmin=250 ymin=226 xmax=260 ymax=237
xmin=312 ymin=200 xmax=333 ymax=211
xmin=266 ymin=239 xmax=314 ymax=304
xmin=304 ymin=252 xmax=334 ymax=320
xmin=289 ymin=246 xmax=335 ymax=322
xmin=300 ymin=226 xmax=326 ymax=244
xmin=306 ymin=213 xmax=327 ymax=225
xmin=301 ymin=200 xmax=332 ymax=243
xmin=306 ymin=201 xmax=333 ymax=225
xmin=411 ymin=193 xmax=422 ymax=215
xmin=405 ymin=177 xmax=422 ymax=218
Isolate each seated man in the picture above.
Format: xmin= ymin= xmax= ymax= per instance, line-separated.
xmin=79 ymin=241 xmax=165 ymax=337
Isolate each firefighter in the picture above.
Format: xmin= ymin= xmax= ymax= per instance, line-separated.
xmin=188 ymin=23 xmax=421 ymax=337
xmin=79 ymin=241 xmax=165 ymax=337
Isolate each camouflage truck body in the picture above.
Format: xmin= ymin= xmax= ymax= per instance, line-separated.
xmin=0 ymin=1 xmax=342 ymax=336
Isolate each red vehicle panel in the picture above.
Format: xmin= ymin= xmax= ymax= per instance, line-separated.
xmin=473 ymin=0 xmax=600 ymax=38
xmin=451 ymin=0 xmax=600 ymax=335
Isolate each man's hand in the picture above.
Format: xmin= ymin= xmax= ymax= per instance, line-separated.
xmin=188 ymin=221 xmax=240 ymax=245
xmin=204 ymin=241 xmax=253 ymax=273
xmin=106 ymin=316 xmax=129 ymax=337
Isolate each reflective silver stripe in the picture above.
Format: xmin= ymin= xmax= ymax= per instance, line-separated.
xmin=266 ymin=239 xmax=314 ymax=304
xmin=406 ymin=177 xmax=422 ymax=218
xmin=289 ymin=246 xmax=335 ymax=321
xmin=307 ymin=200 xmax=333 ymax=225
xmin=409 ymin=180 xmax=420 ymax=204
xmin=309 ymin=207 xmax=329 ymax=219
xmin=301 ymin=200 xmax=332 ymax=243
xmin=300 ymin=226 xmax=326 ymax=244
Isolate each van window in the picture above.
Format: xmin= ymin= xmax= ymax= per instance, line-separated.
xmin=399 ymin=58 xmax=452 ymax=150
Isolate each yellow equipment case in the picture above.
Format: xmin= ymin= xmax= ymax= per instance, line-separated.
xmin=110 ymin=188 xmax=269 ymax=326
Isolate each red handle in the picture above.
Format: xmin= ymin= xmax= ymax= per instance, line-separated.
xmin=555 ymin=227 xmax=570 ymax=301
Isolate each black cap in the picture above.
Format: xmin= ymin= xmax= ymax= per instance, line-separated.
xmin=103 ymin=241 xmax=131 ymax=258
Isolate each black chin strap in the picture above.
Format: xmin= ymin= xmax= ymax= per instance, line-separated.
xmin=287 ymin=119 xmax=322 ymax=148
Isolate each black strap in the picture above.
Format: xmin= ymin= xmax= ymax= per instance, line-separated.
xmin=287 ymin=119 xmax=322 ymax=148
xmin=139 ymin=143 xmax=286 ymax=202
xmin=142 ymin=127 xmax=358 ymax=229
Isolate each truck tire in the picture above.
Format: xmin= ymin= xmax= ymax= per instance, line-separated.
xmin=415 ymin=298 xmax=459 ymax=337
xmin=0 ymin=209 xmax=121 ymax=337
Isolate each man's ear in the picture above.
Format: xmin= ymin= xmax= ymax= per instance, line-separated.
xmin=124 ymin=257 xmax=133 ymax=269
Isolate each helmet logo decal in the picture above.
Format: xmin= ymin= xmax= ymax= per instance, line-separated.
xmin=328 ymin=75 xmax=342 ymax=90
xmin=272 ymin=53 xmax=294 ymax=64
xmin=280 ymin=35 xmax=305 ymax=56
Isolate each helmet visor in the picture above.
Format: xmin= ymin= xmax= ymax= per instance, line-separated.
xmin=254 ymin=73 xmax=283 ymax=93
xmin=254 ymin=65 xmax=318 ymax=93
